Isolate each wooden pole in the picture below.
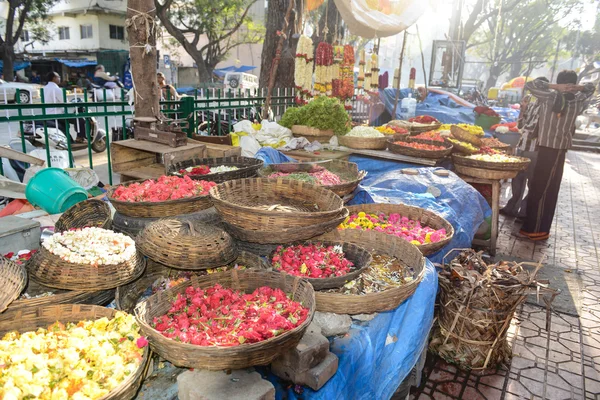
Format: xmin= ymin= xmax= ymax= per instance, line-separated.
xmin=263 ymin=0 xmax=296 ymax=120
xmin=126 ymin=0 xmax=160 ymax=126
xmin=392 ymin=30 xmax=409 ymax=117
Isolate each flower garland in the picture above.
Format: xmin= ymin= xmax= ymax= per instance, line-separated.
xmin=294 ymin=35 xmax=314 ymax=105
xmin=340 ymin=45 xmax=355 ymax=110
xmin=357 ymin=49 xmax=365 ymax=89
xmin=364 ymin=58 xmax=372 ymax=91
xmin=315 ymin=42 xmax=333 ymax=95
xmin=370 ymin=52 xmax=379 ymax=91
xmin=43 ymin=227 xmax=136 ymax=265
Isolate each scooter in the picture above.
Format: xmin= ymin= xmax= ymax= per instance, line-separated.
xmin=91 ymin=79 xmax=125 ymax=102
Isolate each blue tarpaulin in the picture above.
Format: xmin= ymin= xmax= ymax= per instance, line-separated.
xmin=213 ymin=65 xmax=257 ymax=78
xmin=0 ymin=61 xmax=31 ymax=73
xmin=55 ymin=58 xmax=97 ymax=68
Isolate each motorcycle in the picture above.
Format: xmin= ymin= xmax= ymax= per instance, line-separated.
xmin=22 ymin=99 xmax=107 ymax=153
xmin=91 ymin=79 xmax=125 ymax=102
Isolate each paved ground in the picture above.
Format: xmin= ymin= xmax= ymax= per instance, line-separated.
xmin=412 ymin=151 xmax=600 ymax=400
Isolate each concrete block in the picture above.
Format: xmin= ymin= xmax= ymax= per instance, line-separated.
xmin=352 ymin=313 xmax=377 ymax=322
xmin=271 ymin=352 xmax=338 ymax=391
xmin=313 ymin=311 xmax=352 ymax=337
xmin=177 ymin=369 xmax=275 ymax=400
xmin=273 ymin=322 xmax=329 ymax=371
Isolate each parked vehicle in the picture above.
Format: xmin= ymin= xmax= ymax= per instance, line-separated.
xmin=224 ymin=72 xmax=259 ymax=93
xmin=0 ymin=79 xmax=41 ymax=103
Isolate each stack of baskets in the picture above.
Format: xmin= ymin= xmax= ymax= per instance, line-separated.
xmin=54 ymin=199 xmax=112 ymax=232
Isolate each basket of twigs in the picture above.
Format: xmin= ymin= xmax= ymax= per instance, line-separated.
xmin=169 ymin=156 xmax=264 ymax=183
xmin=0 ymin=304 xmax=150 ymax=399
xmin=338 ymin=135 xmax=388 ymax=150
xmin=0 ymin=256 xmax=27 ymax=313
xmin=429 ymin=249 xmax=558 ymax=370
xmin=137 ymin=218 xmax=237 ymax=270
xmin=314 ymin=230 xmax=425 ymax=314
xmin=135 ymin=270 xmax=315 ymax=370
xmin=54 ymin=199 xmax=112 ymax=232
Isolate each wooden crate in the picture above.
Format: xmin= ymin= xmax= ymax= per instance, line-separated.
xmin=134 ymin=126 xmax=188 ymax=148
xmin=204 ymin=143 xmax=242 ymax=158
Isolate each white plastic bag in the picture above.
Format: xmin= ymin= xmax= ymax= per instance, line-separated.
xmin=254 ymin=121 xmax=293 ymax=147
xmin=233 ymin=120 xmax=257 ymax=134
xmin=239 ymin=135 xmax=262 ymax=157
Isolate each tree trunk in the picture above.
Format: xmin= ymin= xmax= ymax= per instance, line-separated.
xmin=312 ymin=0 xmax=340 ymax=45
xmin=510 ymin=61 xmax=522 ymax=79
xmin=485 ymin=64 xmax=502 ymax=91
xmin=127 ymin=0 xmax=160 ymax=123
xmin=1 ymin=45 xmax=16 ymax=82
xmin=259 ymin=0 xmax=300 ymax=89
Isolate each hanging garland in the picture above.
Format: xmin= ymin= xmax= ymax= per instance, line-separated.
xmin=294 ymin=35 xmax=314 ymax=105
xmin=370 ymin=52 xmax=379 ymax=91
xmin=315 ymin=42 xmax=333 ymax=95
xmin=339 ymin=45 xmax=355 ymax=110
xmin=357 ymin=49 xmax=365 ymax=90
xmin=364 ymin=58 xmax=372 ymax=91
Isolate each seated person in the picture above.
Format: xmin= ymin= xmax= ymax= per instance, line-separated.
xmin=93 ymin=65 xmax=118 ymax=89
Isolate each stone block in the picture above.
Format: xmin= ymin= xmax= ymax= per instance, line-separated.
xmin=313 ymin=311 xmax=352 ymax=337
xmin=271 ymin=352 xmax=339 ymax=391
xmin=177 ymin=369 xmax=275 ymax=400
xmin=273 ymin=322 xmax=329 ymax=371
xmin=352 ymin=313 xmax=378 ymax=322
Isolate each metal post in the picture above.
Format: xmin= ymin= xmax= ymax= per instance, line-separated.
xmin=181 ymin=96 xmax=195 ymax=137
xmin=40 ymin=88 xmax=52 ymax=168
xmin=103 ymin=89 xmax=113 ymax=185
xmin=62 ymin=89 xmax=74 ymax=168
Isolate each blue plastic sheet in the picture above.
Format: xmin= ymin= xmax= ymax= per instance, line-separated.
xmin=254 ymin=147 xmax=297 ymax=164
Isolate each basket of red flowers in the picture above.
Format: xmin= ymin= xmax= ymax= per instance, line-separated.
xmin=108 ymin=175 xmax=216 ymax=218
xmin=168 ymin=156 xmax=264 ymax=183
xmin=269 ymin=241 xmax=372 ymax=290
xmin=387 ymin=138 xmax=453 ymax=159
xmin=135 ymin=269 xmax=315 ymax=370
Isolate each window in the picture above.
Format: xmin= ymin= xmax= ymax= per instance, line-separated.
xmin=58 ymin=27 xmax=70 ymax=40
xmin=80 ymin=25 xmax=93 ymax=39
xmin=109 ymin=25 xmax=124 ymax=40
xmin=20 ymin=30 xmax=29 ymax=42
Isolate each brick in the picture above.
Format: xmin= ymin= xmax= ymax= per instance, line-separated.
xmin=272 ymin=351 xmax=338 ymax=391
xmin=177 ymin=369 xmax=275 ymax=400
xmin=272 ymin=323 xmax=329 ymax=372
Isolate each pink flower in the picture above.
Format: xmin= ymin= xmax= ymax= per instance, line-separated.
xmin=136 ymin=336 xmax=149 ymax=348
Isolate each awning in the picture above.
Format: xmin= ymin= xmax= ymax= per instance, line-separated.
xmin=55 ymin=58 xmax=97 ymax=68
xmin=0 ymin=61 xmax=31 ymax=72
xmin=213 ymin=65 xmax=257 ymax=78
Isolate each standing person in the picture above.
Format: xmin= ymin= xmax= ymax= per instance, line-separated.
xmin=157 ymin=72 xmax=179 ymax=100
xmin=30 ymin=71 xmax=41 ymax=84
xmin=501 ymin=77 xmax=548 ymax=218
xmin=44 ymin=72 xmax=84 ymax=142
xmin=93 ymin=65 xmax=119 ymax=89
xmin=520 ymin=71 xmax=595 ymax=240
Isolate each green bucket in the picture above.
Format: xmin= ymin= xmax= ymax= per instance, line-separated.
xmin=25 ymin=168 xmax=88 ymax=214
xmin=474 ymin=113 xmax=501 ymax=131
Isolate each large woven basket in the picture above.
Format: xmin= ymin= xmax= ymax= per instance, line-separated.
xmin=446 ymin=138 xmax=480 ymax=155
xmin=116 ymin=253 xmax=268 ymax=313
xmin=315 ymin=230 xmax=425 ymax=314
xmin=452 ymin=154 xmax=530 ymax=171
xmin=210 ymin=178 xmax=344 ymax=231
xmin=292 ymin=125 xmax=335 ymax=143
xmin=387 ymin=138 xmax=453 ymax=159
xmin=268 ymin=241 xmax=372 ymax=290
xmin=410 ymin=122 xmax=442 ymax=133
xmin=451 ymin=125 xmax=483 ymax=146
xmin=54 ymin=199 xmax=112 ymax=232
xmin=454 ymin=164 xmax=519 ymax=180
xmin=0 ymin=256 xmax=27 ymax=313
xmin=27 ymin=247 xmax=146 ymax=291
xmin=138 ymin=218 xmax=237 ymax=270
xmin=223 ymin=208 xmax=349 ymax=244
xmin=135 ymin=270 xmax=315 ymax=370
xmin=107 ymin=180 xmax=213 ymax=218
xmin=168 ymin=156 xmax=264 ymax=183
xmin=0 ymin=304 xmax=149 ymax=399
xmin=345 ymin=203 xmax=454 ymax=256
xmin=259 ymin=160 xmax=367 ymax=198
xmin=338 ymin=135 xmax=388 ymax=150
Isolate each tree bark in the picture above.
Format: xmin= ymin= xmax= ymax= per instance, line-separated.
xmin=1 ymin=45 xmax=16 ymax=82
xmin=127 ymin=0 xmax=160 ymax=122
xmin=312 ymin=0 xmax=340 ymax=45
xmin=510 ymin=61 xmax=522 ymax=79
xmin=485 ymin=64 xmax=502 ymax=91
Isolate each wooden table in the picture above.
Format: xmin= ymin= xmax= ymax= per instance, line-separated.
xmin=457 ymin=174 xmax=501 ymax=256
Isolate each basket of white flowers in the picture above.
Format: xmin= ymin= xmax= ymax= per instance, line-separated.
xmin=337 ymin=126 xmax=388 ymax=150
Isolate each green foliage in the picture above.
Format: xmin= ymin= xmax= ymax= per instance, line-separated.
xmin=279 ymin=97 xmax=352 ymax=135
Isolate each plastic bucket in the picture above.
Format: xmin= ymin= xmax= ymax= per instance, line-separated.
xmin=474 ymin=113 xmax=501 ymax=131
xmin=25 ymin=168 xmax=88 ymax=214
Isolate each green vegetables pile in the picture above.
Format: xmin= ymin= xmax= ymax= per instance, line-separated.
xmin=280 ymin=96 xmax=352 ymax=135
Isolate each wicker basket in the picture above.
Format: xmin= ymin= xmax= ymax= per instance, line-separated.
xmin=0 ymin=256 xmax=27 ymax=313
xmin=451 ymin=125 xmax=483 ymax=146
xmin=223 ymin=208 xmax=349 ymax=244
xmin=345 ymin=203 xmax=454 ymax=256
xmin=113 ymin=208 xmax=222 ymax=238
xmin=27 ymin=248 xmax=146 ymax=291
xmin=268 ymin=241 xmax=372 ymax=290
xmin=452 ymin=154 xmax=531 ymax=171
xmin=54 ymin=199 xmax=112 ymax=232
xmin=387 ymin=138 xmax=453 ymax=159
xmin=292 ymin=125 xmax=335 ymax=143
xmin=445 ymin=138 xmax=480 ymax=155
xmin=338 ymin=135 xmax=388 ymax=150
xmin=135 ymin=270 xmax=315 ymax=370
xmin=0 ymin=304 xmax=149 ymax=399
xmin=481 ymin=138 xmax=511 ymax=150
xmin=454 ymin=164 xmax=519 ymax=180
xmin=137 ymin=219 xmax=238 ymax=270
xmin=168 ymin=156 xmax=264 ymax=183
xmin=107 ymin=180 xmax=213 ymax=218
xmin=410 ymin=122 xmax=442 ymax=133
xmin=259 ymin=160 xmax=367 ymax=197
xmin=210 ymin=178 xmax=344 ymax=231
xmin=315 ymin=230 xmax=425 ymax=314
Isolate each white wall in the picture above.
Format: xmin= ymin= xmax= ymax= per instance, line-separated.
xmin=50 ymin=0 xmax=126 ymax=14
xmin=96 ymin=14 xmax=128 ymax=50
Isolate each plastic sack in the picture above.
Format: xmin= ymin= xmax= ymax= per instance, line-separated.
xmin=64 ymin=168 xmax=99 ymax=190
xmin=253 ymin=121 xmax=293 ymax=147
xmin=333 ymin=0 xmax=429 ymax=38
xmin=233 ymin=120 xmax=257 ymax=134
xmin=239 ymin=135 xmax=262 ymax=158
xmin=253 ymin=148 xmax=296 ymax=165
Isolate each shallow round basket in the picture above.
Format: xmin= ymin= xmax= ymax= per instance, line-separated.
xmin=268 ymin=241 xmax=372 ymax=290
xmin=259 ymin=160 xmax=367 ymax=198
xmin=135 ymin=270 xmax=315 ymax=370
xmin=223 ymin=208 xmax=349 ymax=244
xmin=209 ymin=178 xmax=344 ymax=231
xmin=292 ymin=125 xmax=335 ymax=143
xmin=345 ymin=203 xmax=454 ymax=256
xmin=481 ymin=138 xmax=511 ymax=150
xmin=0 ymin=256 xmax=27 ymax=313
xmin=315 ymin=230 xmax=425 ymax=314
xmin=445 ymin=138 xmax=480 ymax=155
xmin=54 ymin=199 xmax=112 ymax=232
xmin=338 ymin=135 xmax=388 ymax=150
xmin=0 ymin=304 xmax=149 ymax=400
xmin=387 ymin=138 xmax=453 ymax=159
xmin=107 ymin=180 xmax=213 ymax=218
xmin=452 ymin=154 xmax=531 ymax=171
xmin=168 ymin=156 xmax=264 ymax=183
xmin=454 ymin=164 xmax=519 ymax=180
xmin=137 ymin=218 xmax=237 ymax=270
xmin=27 ymin=247 xmax=146 ymax=291
xmin=451 ymin=125 xmax=483 ymax=146
xmin=410 ymin=122 xmax=442 ymax=133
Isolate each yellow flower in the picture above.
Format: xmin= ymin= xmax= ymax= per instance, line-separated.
xmin=358 ymin=212 xmax=366 ymax=218
xmin=410 ymin=240 xmax=421 ymax=245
